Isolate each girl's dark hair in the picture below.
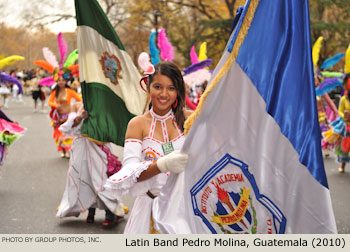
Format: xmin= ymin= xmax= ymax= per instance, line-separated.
xmin=147 ymin=61 xmax=186 ymax=131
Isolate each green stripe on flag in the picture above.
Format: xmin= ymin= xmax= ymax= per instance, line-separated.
xmin=81 ymin=82 xmax=135 ymax=146
xmin=75 ymin=0 xmax=125 ymax=51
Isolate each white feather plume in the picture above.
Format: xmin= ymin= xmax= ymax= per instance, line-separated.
xmin=42 ymin=47 xmax=59 ymax=69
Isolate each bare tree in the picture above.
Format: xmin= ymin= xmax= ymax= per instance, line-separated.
xmin=17 ymin=0 xmax=129 ymax=32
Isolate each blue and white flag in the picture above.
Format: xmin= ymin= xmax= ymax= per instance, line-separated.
xmin=152 ymin=0 xmax=337 ymax=234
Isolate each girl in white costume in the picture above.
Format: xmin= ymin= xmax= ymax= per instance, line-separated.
xmin=105 ymin=62 xmax=191 ymax=233
xmin=57 ymin=101 xmax=127 ymax=228
xmin=0 ymin=81 xmax=10 ymax=108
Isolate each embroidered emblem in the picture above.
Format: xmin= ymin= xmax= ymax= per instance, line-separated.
xmin=190 ymin=153 xmax=286 ymax=234
xmin=100 ymin=51 xmax=122 ymax=85
xmin=145 ymin=151 xmax=157 ymax=163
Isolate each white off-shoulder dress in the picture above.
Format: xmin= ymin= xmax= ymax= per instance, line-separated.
xmin=104 ymin=108 xmax=185 ymax=233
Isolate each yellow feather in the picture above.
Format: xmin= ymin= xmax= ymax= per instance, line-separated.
xmin=345 ymin=44 xmax=350 ymax=74
xmin=312 ymin=36 xmax=323 ymax=67
xmin=0 ymin=55 xmax=25 ymax=69
xmin=198 ymin=42 xmax=208 ymax=62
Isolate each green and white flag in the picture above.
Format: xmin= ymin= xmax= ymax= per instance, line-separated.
xmin=75 ymin=0 xmax=147 ymax=146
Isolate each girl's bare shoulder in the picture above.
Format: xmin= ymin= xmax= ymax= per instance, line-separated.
xmin=125 ymin=112 xmax=152 ymax=140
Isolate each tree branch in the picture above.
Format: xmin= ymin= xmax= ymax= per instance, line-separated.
xmin=170 ymin=0 xmax=220 ymax=19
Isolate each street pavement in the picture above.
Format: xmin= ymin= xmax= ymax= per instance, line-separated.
xmin=0 ymin=95 xmax=349 ymax=234
xmin=0 ymin=96 xmax=134 ymax=234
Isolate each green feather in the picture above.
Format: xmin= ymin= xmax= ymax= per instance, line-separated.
xmin=63 ymin=49 xmax=78 ymax=68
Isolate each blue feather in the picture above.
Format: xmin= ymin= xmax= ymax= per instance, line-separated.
xmin=320 ymin=53 xmax=345 ymax=70
xmin=149 ymin=32 xmax=160 ymax=65
xmin=0 ymin=72 xmax=22 ymax=94
xmin=315 ymin=77 xmax=343 ymax=96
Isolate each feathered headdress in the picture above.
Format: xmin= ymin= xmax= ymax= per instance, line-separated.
xmin=183 ymin=57 xmax=212 ymax=89
xmin=149 ymin=32 xmax=160 ymax=65
xmin=34 ymin=32 xmax=78 ymax=86
xmin=157 ymin=28 xmax=174 ymax=62
xmin=312 ymin=36 xmax=323 ymax=68
xmin=320 ymin=53 xmax=345 ymax=70
xmin=0 ymin=55 xmax=25 ymax=69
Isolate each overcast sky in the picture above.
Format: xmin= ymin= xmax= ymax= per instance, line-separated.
xmin=0 ymin=0 xmax=77 ymax=33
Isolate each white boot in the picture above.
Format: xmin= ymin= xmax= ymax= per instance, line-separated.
xmin=3 ymin=98 xmax=8 ymax=108
xmin=18 ymin=94 xmax=23 ymax=102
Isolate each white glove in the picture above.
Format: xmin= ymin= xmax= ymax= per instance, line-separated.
xmin=156 ymin=150 xmax=188 ymax=174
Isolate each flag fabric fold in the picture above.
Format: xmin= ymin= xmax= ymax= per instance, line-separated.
xmin=75 ymin=0 xmax=147 ymax=146
xmin=152 ymin=0 xmax=337 ymax=234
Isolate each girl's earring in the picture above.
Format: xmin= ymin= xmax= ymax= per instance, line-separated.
xmin=172 ymin=98 xmax=178 ymax=109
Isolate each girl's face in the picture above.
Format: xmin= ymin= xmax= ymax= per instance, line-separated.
xmin=57 ymin=76 xmax=67 ymax=88
xmin=149 ymin=74 xmax=177 ymax=115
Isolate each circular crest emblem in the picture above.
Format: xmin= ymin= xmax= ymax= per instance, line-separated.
xmin=191 ymin=153 xmax=286 ymax=234
xmin=100 ymin=51 xmax=122 ymax=85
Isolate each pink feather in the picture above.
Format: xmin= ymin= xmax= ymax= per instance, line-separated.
xmin=157 ymin=29 xmax=174 ymax=62
xmin=138 ymin=52 xmax=152 ymax=72
xmin=57 ymin=32 xmax=68 ymax=69
xmin=190 ymin=46 xmax=199 ymax=64
xmin=42 ymin=47 xmax=59 ymax=69
xmin=38 ymin=76 xmax=55 ymax=86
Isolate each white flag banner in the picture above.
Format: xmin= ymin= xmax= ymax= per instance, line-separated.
xmin=152 ymin=0 xmax=337 ymax=234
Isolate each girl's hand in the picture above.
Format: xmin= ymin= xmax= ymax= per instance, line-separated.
xmin=81 ymin=110 xmax=89 ymax=119
xmin=344 ymin=110 xmax=350 ymax=119
xmin=72 ymin=112 xmax=87 ymax=127
xmin=156 ymin=150 xmax=188 ymax=174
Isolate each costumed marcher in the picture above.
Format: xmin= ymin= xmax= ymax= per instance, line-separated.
xmin=56 ymin=101 xmax=128 ymax=228
xmin=0 ymin=56 xmax=24 ymax=108
xmin=334 ymin=74 xmax=350 ymax=173
xmin=104 ymin=61 xmax=192 ymax=233
xmin=315 ymin=75 xmax=339 ymax=156
xmin=32 ymin=79 xmax=46 ymax=113
xmin=0 ymin=80 xmax=11 ymax=109
xmin=323 ymin=44 xmax=350 ymax=172
xmin=48 ymin=72 xmax=81 ymax=158
xmin=312 ymin=36 xmax=340 ymax=156
xmin=183 ymin=43 xmax=212 ymax=110
xmin=0 ymin=106 xmax=26 ymax=176
xmin=33 ymin=32 xmax=81 ymax=158
xmin=0 ymin=72 xmax=23 ymax=109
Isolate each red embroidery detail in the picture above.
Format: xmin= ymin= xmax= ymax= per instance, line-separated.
xmin=125 ymin=139 xmax=142 ymax=145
